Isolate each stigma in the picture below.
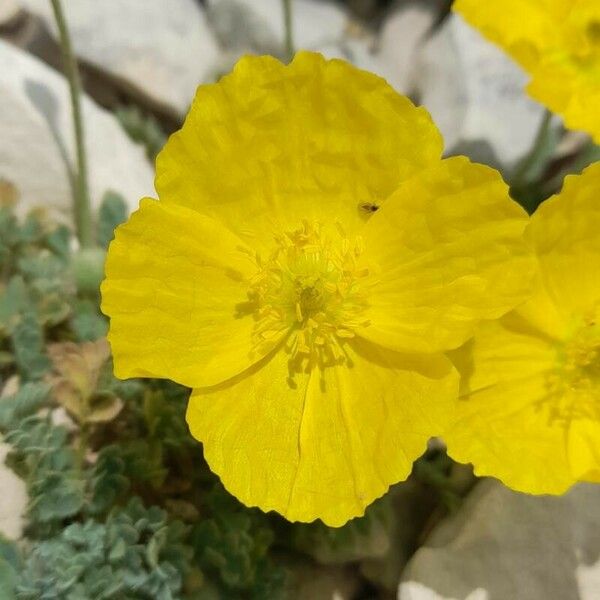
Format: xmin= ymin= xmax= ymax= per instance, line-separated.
xmin=245 ymin=220 xmax=370 ymax=370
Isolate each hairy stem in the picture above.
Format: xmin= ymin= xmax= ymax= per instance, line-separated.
xmin=50 ymin=0 xmax=94 ymax=248
xmin=282 ymin=0 xmax=294 ymax=62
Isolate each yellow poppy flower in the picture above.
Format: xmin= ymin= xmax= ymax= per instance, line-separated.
xmin=445 ymin=162 xmax=600 ymax=494
xmin=101 ymin=52 xmax=533 ymax=526
xmin=453 ymin=0 xmax=600 ymax=143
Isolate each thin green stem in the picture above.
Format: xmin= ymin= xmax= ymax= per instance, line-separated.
xmin=50 ymin=0 xmax=94 ymax=248
xmin=282 ymin=0 xmax=294 ymax=62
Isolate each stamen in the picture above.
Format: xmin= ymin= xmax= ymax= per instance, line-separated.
xmin=244 ymin=220 xmax=370 ymax=370
xmin=545 ymin=313 xmax=600 ymax=422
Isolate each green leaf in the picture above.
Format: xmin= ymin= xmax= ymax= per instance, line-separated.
xmin=87 ymin=445 xmax=130 ymax=516
xmin=98 ymin=191 xmax=128 ymax=248
xmin=45 ymin=225 xmax=71 ymax=261
xmin=0 ymin=536 xmax=21 ymax=600
xmin=28 ymin=470 xmax=85 ymax=524
xmin=0 ymin=276 xmax=27 ymax=335
xmin=115 ymin=105 xmax=167 ymax=161
xmin=0 ymin=382 xmax=50 ymax=430
xmin=11 ymin=311 xmax=49 ymax=381
xmin=71 ymin=300 xmax=107 ymax=342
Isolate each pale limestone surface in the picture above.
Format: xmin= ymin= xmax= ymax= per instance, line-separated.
xmin=413 ymin=14 xmax=550 ymax=172
xmin=207 ymin=0 xmax=348 ymax=55
xmin=17 ymin=0 xmax=220 ymax=117
xmin=0 ymin=378 xmax=27 ymax=541
xmin=0 ymin=443 xmax=26 ymax=541
xmin=398 ymin=479 xmax=600 ymax=600
xmin=0 ymin=40 xmax=154 ymax=224
xmin=0 ymin=0 xmax=20 ymax=25
xmin=376 ymin=4 xmax=437 ymax=95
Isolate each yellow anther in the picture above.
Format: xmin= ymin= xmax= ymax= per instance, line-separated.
xmin=245 ymin=220 xmax=370 ymax=369
xmin=295 ymin=302 xmax=303 ymax=322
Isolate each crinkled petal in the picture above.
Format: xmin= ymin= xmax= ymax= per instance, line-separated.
xmin=453 ymin=0 xmax=570 ymax=69
xmin=527 ymin=163 xmax=600 ymax=320
xmin=156 ymin=51 xmax=443 ymax=245
xmin=445 ymin=315 xmax=600 ymax=494
xmin=101 ymin=199 xmax=282 ymax=387
xmin=187 ymin=341 xmax=458 ymax=526
xmin=527 ymin=57 xmax=600 ymax=144
xmin=455 ymin=0 xmax=600 ymax=142
xmin=356 ymin=157 xmax=533 ymax=354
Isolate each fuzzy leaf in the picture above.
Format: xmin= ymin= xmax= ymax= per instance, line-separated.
xmin=47 ymin=339 xmax=113 ymax=424
xmin=11 ymin=312 xmax=48 ymax=381
xmin=0 ymin=277 xmax=27 ymax=335
xmin=0 ymin=382 xmax=50 ymax=430
xmin=98 ymin=191 xmax=128 ymax=249
xmin=71 ymin=300 xmax=108 ymax=342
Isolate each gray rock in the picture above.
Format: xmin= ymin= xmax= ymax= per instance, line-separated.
xmin=360 ymin=480 xmax=440 ymax=593
xmin=207 ymin=0 xmax=348 ymax=56
xmin=16 ymin=0 xmax=219 ymax=117
xmin=0 ymin=377 xmax=27 ymax=541
xmin=291 ymin=564 xmax=361 ymax=600
xmin=0 ymin=0 xmax=21 ymax=25
xmin=0 ymin=442 xmax=26 ymax=540
xmin=0 ymin=39 xmax=154 ymax=224
xmin=398 ymin=479 xmax=600 ymax=600
xmin=375 ymin=4 xmax=437 ymax=94
xmin=413 ymin=14 xmax=551 ymax=172
xmin=205 ymin=0 xmax=388 ymax=78
xmin=206 ymin=0 xmax=436 ymax=100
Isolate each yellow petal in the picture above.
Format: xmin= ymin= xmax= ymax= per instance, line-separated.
xmin=527 ymin=162 xmax=600 ymax=321
xmin=453 ymin=0 xmax=570 ymax=70
xmin=101 ymin=199 xmax=283 ymax=387
xmin=445 ymin=316 xmax=600 ymax=493
xmin=156 ymin=51 xmax=443 ymax=245
xmin=527 ymin=55 xmax=600 ymax=145
xmin=187 ymin=340 xmax=458 ymax=526
xmin=455 ymin=0 xmax=600 ymax=143
xmin=584 ymin=470 xmax=600 ymax=483
xmin=356 ymin=157 xmax=533 ymax=354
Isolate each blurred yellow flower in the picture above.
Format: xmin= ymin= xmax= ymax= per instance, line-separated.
xmin=445 ymin=162 xmax=600 ymax=494
xmin=454 ymin=0 xmax=600 ymax=143
xmin=101 ymin=52 xmax=533 ymax=526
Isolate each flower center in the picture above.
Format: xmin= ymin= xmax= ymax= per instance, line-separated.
xmin=244 ymin=221 xmax=370 ymax=370
xmin=546 ymin=313 xmax=600 ymax=422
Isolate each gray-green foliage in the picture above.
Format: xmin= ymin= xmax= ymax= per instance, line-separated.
xmin=98 ymin=191 xmax=128 ymax=248
xmin=191 ymin=485 xmax=286 ymax=599
xmin=0 ymin=199 xmax=418 ymax=599
xmin=0 ymin=200 xmax=291 ymax=598
xmin=115 ymin=105 xmax=168 ymax=161
xmin=0 ymin=202 xmax=71 ymax=379
xmin=16 ymin=499 xmax=191 ymax=600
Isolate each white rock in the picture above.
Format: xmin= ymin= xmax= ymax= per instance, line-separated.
xmin=206 ymin=0 xmax=387 ymax=77
xmin=207 ymin=0 xmax=348 ymax=55
xmin=17 ymin=0 xmax=219 ymax=117
xmin=413 ymin=13 xmax=549 ymax=172
xmin=0 ymin=40 xmax=154 ymax=224
xmin=376 ymin=5 xmax=437 ymax=94
xmin=400 ymin=583 xmax=488 ymax=600
xmin=398 ymin=479 xmax=600 ymax=600
xmin=0 ymin=379 xmax=27 ymax=541
xmin=206 ymin=0 xmax=427 ymax=96
xmin=0 ymin=0 xmax=21 ymax=25
xmin=0 ymin=443 xmax=27 ymax=540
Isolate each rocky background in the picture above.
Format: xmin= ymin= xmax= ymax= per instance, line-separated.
xmin=0 ymin=1 xmax=599 ymax=599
